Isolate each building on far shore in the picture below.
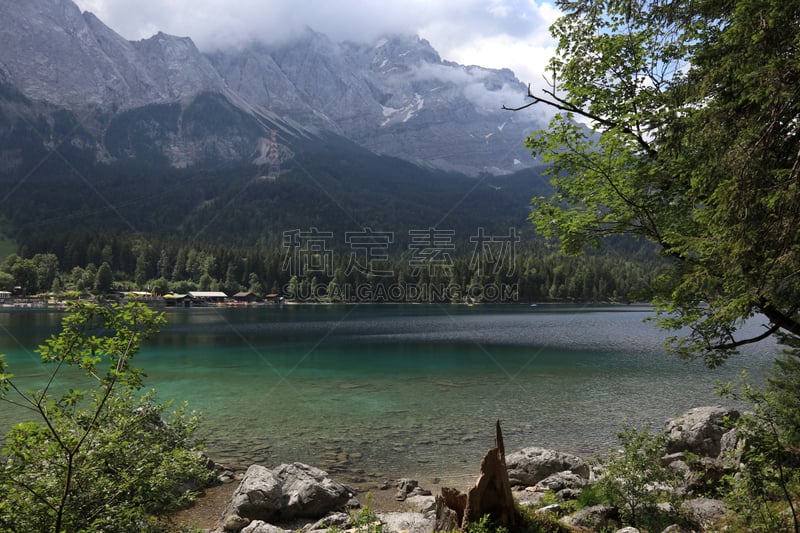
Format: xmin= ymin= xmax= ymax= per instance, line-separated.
xmin=232 ymin=291 xmax=257 ymax=303
xmin=187 ymin=291 xmax=228 ymax=306
xmin=163 ymin=293 xmax=190 ymax=307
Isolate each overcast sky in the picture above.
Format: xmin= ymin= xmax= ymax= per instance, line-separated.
xmin=72 ymin=0 xmax=561 ymax=87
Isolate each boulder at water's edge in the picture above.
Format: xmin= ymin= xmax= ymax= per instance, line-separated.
xmin=217 ymin=463 xmax=352 ymax=531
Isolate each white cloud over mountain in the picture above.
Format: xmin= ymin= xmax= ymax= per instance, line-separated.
xmin=73 ymin=0 xmax=560 ymax=86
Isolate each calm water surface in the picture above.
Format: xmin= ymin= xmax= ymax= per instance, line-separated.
xmin=0 ymin=304 xmax=778 ymax=489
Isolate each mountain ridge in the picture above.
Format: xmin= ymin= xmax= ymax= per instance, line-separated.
xmin=0 ymin=0 xmax=558 ymax=259
xmin=0 ymin=0 xmax=542 ymax=176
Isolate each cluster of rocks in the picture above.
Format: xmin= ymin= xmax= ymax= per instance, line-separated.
xmin=506 ymin=405 xmax=740 ymax=532
xmin=205 ymin=406 xmax=740 ymax=533
xmin=209 ymin=464 xmax=440 ymax=533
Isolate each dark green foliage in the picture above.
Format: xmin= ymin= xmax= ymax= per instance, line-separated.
xmin=12 ymin=229 xmax=661 ymax=302
xmin=720 ymin=360 xmax=800 ymax=532
xmin=8 ymin=255 xmax=36 ymax=293
xmin=0 ymin=270 xmax=13 ymax=291
xmin=3 ymin=150 xmax=544 ymax=254
xmin=770 ymin=336 xmax=800 ymax=449
xmin=574 ymin=483 xmax=607 ymax=509
xmin=94 ymin=261 xmax=113 ymax=295
xmin=0 ymin=302 xmax=215 ymax=533
xmin=520 ymin=2 xmax=800 ymax=526
xmin=521 ymin=0 xmax=800 ymax=365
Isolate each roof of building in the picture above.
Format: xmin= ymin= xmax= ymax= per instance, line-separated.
xmin=163 ymin=293 xmax=189 ymax=299
xmin=188 ymin=291 xmax=228 ymax=298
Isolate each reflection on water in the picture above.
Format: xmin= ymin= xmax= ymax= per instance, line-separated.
xmin=0 ymin=304 xmax=778 ymax=489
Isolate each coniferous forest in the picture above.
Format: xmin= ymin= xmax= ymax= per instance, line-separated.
xmin=1 ymin=147 xmax=664 ymax=303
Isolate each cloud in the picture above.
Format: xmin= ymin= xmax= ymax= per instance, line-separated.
xmin=72 ymin=0 xmax=560 ymax=84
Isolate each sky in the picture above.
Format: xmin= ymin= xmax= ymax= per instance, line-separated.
xmin=71 ymin=0 xmax=561 ymax=88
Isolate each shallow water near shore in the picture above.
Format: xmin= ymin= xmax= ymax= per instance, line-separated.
xmin=0 ymin=303 xmax=778 ymax=491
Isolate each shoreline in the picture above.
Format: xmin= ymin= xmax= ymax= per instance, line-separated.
xmin=174 ymin=405 xmax=742 ymax=532
xmin=0 ymin=295 xmax=647 ymax=310
xmin=173 ymin=471 xmax=425 ymax=531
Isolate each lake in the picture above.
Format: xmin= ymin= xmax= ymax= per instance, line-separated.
xmin=0 ymin=303 xmax=779 ymax=490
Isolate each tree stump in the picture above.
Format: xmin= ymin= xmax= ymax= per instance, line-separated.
xmin=435 ymin=421 xmax=516 ymax=531
xmin=434 ymin=487 xmax=466 ymax=531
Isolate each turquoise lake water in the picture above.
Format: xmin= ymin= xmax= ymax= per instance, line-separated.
xmin=0 ymin=303 xmax=779 ymax=490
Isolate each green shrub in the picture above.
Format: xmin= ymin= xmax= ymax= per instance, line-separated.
xmin=466 ymin=514 xmax=509 ymax=533
xmin=513 ymin=504 xmax=575 ymax=533
xmin=595 ymin=424 xmax=681 ymax=530
xmin=348 ymin=494 xmax=383 ymax=533
xmin=575 ymin=482 xmax=608 ymax=509
xmin=0 ymin=302 xmax=215 ymax=533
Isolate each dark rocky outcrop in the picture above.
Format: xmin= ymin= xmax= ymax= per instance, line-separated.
xmin=663 ymin=406 xmax=742 ymax=498
xmin=394 ymin=478 xmax=432 ymax=501
xmin=305 ymin=512 xmax=352 ymax=533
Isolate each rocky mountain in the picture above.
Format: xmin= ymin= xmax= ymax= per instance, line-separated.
xmin=0 ymin=0 xmax=542 ymax=176
xmin=0 ymin=0 xmax=224 ymax=108
xmin=213 ymin=30 xmax=538 ymax=174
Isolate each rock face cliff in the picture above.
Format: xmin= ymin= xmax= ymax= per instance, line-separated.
xmin=0 ymin=0 xmax=543 ymax=175
xmin=0 ymin=0 xmax=223 ymax=108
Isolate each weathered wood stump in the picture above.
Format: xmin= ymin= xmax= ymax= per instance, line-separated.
xmin=434 ymin=421 xmax=516 ymax=531
xmin=435 ymin=487 xmax=466 ymax=531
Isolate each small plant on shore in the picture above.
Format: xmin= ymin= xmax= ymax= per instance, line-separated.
xmin=595 ymin=424 xmax=681 ymax=531
xmin=465 ymin=514 xmax=509 ymax=533
xmin=349 ymin=494 xmax=383 ymax=533
xmin=574 ymin=482 xmax=608 ymax=509
xmin=512 ymin=504 xmax=574 ymax=533
xmin=0 ymin=302 xmax=215 ymax=533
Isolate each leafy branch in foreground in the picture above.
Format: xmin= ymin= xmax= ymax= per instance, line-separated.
xmin=0 ymin=301 xmax=215 ymax=533
xmin=515 ymin=0 xmax=800 ymax=366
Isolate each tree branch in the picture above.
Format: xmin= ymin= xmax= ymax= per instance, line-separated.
xmin=759 ymin=302 xmax=800 ymax=337
xmin=503 ymin=84 xmax=658 ymax=158
xmin=712 ymin=323 xmax=781 ymax=351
